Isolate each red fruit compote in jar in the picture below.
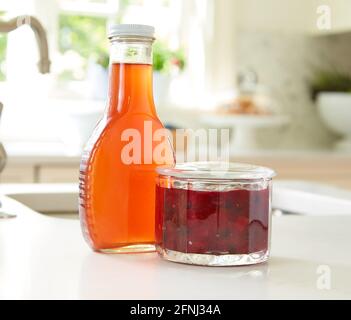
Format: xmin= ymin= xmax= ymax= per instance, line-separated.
xmin=155 ymin=162 xmax=275 ymax=266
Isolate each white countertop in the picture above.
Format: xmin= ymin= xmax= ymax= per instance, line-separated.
xmin=0 ymin=195 xmax=350 ymax=300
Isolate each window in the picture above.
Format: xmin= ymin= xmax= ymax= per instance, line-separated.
xmin=0 ymin=11 xmax=7 ymax=81
xmin=0 ymin=35 xmax=6 ymax=81
xmin=58 ymin=14 xmax=108 ymax=81
xmin=0 ymin=0 xmax=183 ymax=82
xmin=0 ymin=0 xmax=188 ymax=143
xmin=57 ymin=0 xmax=115 ymax=82
xmin=56 ymin=0 xmax=181 ymax=82
xmin=1 ymin=0 xmax=236 ymax=144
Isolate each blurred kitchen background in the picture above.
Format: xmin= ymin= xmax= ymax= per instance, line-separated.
xmin=0 ymin=0 xmax=351 ymax=190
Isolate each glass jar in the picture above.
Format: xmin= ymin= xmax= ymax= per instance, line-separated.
xmin=155 ymin=162 xmax=275 ymax=266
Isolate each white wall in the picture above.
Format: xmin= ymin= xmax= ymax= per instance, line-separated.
xmin=236 ymin=0 xmax=351 ymax=34
xmin=235 ymin=0 xmax=315 ymax=33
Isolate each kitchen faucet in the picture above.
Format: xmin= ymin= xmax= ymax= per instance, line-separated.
xmin=0 ymin=15 xmax=51 ymax=218
xmin=0 ymin=16 xmax=51 ymax=73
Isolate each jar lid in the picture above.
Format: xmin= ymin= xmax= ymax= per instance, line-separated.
xmin=156 ymin=162 xmax=275 ymax=180
xmin=108 ymin=24 xmax=155 ymax=39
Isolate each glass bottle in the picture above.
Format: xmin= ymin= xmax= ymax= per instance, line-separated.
xmin=79 ymin=24 xmax=175 ymax=253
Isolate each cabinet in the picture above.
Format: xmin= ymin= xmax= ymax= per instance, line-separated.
xmin=1 ymin=165 xmax=34 ymax=183
xmin=1 ymin=160 xmax=79 ymax=183
xmin=231 ymin=153 xmax=351 ymax=190
xmin=1 ymin=152 xmax=351 ymax=190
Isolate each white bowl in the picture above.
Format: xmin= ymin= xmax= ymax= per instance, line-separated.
xmin=317 ymin=92 xmax=351 ymax=152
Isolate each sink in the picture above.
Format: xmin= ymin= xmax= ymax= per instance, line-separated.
xmin=273 ymin=180 xmax=351 ymax=215
xmin=0 ymin=184 xmax=78 ymax=219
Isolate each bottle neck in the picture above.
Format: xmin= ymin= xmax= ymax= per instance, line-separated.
xmin=107 ymin=38 xmax=156 ymax=117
